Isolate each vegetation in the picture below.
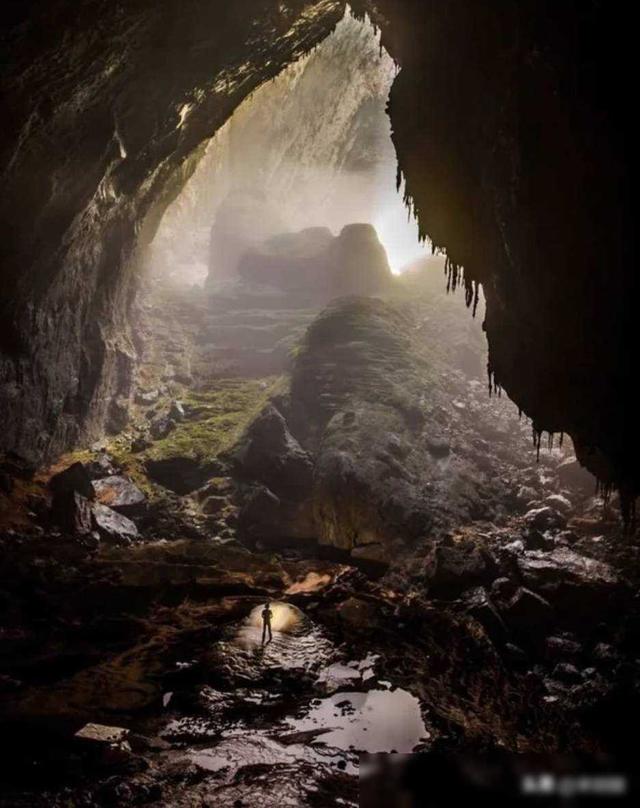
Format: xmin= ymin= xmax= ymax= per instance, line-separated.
xmin=145 ymin=377 xmax=283 ymax=462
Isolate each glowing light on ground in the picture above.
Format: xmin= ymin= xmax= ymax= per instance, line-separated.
xmin=246 ymin=601 xmax=303 ymax=633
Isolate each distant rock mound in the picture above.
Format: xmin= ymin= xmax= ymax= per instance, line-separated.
xmin=236 ymin=223 xmax=393 ymax=304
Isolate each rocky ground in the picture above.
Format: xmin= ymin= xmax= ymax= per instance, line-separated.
xmin=1 ymin=262 xmax=639 ymax=807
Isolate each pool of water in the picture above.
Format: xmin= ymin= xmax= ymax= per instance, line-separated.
xmin=288 ymin=687 xmax=429 ymax=754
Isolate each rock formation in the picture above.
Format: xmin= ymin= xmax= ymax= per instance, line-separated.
xmin=237 ymin=223 xmax=393 ymax=302
xmin=1 ymin=1 xmax=637 ymax=512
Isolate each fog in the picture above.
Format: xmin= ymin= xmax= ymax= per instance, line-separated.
xmin=147 ymin=9 xmax=428 ymax=286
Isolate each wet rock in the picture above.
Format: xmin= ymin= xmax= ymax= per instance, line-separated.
xmin=502 ymin=587 xmax=554 ymax=632
xmin=52 ymin=491 xmax=93 ymax=534
xmin=545 ymin=635 xmax=582 ymax=661
xmin=557 ymin=457 xmax=597 ymax=496
xmin=461 ymin=586 xmax=507 ymax=643
xmin=49 ymin=461 xmax=94 ymax=499
xmin=93 ymin=475 xmax=146 ymax=516
xmin=522 ymin=529 xmax=555 ymax=551
xmin=523 ymin=505 xmax=566 ymax=531
xmin=231 ymin=404 xmax=313 ymax=499
xmin=91 ymin=502 xmax=139 ymax=544
xmin=544 ymin=493 xmax=573 ymax=514
xmin=554 ymin=530 xmax=578 ymax=546
xmin=503 ymin=538 xmax=525 ymax=555
xmin=423 ymin=540 xmax=498 ymax=598
xmin=517 ymin=547 xmax=622 ymax=615
xmin=491 ymin=576 xmax=518 ymax=603
xmin=516 ymin=485 xmax=538 ymax=505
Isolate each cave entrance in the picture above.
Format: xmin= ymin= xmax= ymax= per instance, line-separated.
xmin=145 ymin=9 xmax=429 ymax=288
xmin=126 ymin=6 xmax=598 ymax=547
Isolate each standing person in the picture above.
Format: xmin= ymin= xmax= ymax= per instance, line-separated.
xmin=261 ymin=600 xmax=273 ymax=645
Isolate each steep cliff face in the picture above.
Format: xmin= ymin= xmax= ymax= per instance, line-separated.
xmin=1 ymin=1 xmax=637 ymax=509
xmin=0 ymin=0 xmax=346 ymax=463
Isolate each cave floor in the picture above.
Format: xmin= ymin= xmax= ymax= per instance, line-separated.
xmin=2 ymin=276 xmax=640 ymax=806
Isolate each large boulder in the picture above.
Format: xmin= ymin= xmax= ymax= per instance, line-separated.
xmin=423 ymin=540 xmax=498 ymax=598
xmin=523 ymin=506 xmax=566 ymax=532
xmin=91 ymin=503 xmax=139 ymax=544
xmin=517 ymin=547 xmax=623 ymax=617
xmin=231 ymin=405 xmax=314 ymax=500
xmin=49 ymin=462 xmax=93 ymax=500
xmin=92 ymin=475 xmax=146 ymax=516
xmin=501 ymin=587 xmax=554 ymax=633
xmin=236 ymin=223 xmax=393 ymax=303
xmin=51 ymin=491 xmax=93 ymax=534
xmin=237 ymin=484 xmax=315 ymax=545
xmin=237 ymin=227 xmax=334 ymax=293
xmin=327 ymin=223 xmax=393 ymax=298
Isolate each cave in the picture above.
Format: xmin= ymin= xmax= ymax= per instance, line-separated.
xmin=1 ymin=1 xmax=638 ymax=805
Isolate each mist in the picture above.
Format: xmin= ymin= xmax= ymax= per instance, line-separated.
xmin=147 ymin=10 xmax=428 ymax=285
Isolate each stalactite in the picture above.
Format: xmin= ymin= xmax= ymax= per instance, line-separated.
xmin=472 ymin=281 xmax=480 ymax=317
xmin=464 ymin=275 xmax=473 ymax=308
xmin=487 ymin=366 xmax=502 ymax=398
xmin=532 ymin=427 xmax=542 ymax=461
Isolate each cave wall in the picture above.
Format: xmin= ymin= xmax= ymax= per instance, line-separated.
xmin=0 ymin=0 xmax=346 ymax=463
xmin=1 ymin=1 xmax=637 ymax=507
xmin=351 ymin=0 xmax=636 ymax=506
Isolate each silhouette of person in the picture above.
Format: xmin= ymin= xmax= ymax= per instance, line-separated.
xmin=261 ymin=600 xmax=273 ymax=645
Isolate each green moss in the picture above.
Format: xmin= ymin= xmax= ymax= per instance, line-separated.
xmin=145 ymin=377 xmax=282 ymax=462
